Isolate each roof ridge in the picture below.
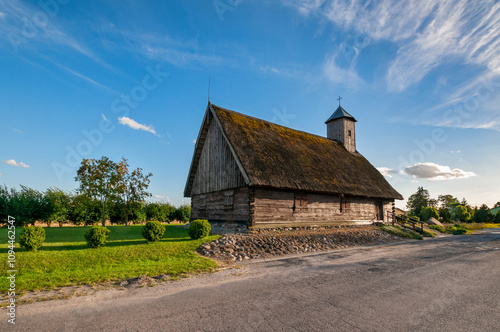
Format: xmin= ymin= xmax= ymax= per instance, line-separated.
xmin=210 ymin=103 xmax=347 ymax=148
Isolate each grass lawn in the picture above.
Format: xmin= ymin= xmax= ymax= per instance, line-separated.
xmin=0 ymin=225 xmax=220 ymax=293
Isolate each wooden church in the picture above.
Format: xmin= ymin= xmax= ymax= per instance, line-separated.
xmin=184 ymin=102 xmax=403 ymax=228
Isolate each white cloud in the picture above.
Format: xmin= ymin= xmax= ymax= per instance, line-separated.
xmin=101 ymin=113 xmax=108 ymax=121
xmin=154 ymin=194 xmax=170 ymax=202
xmin=377 ymin=167 xmax=398 ymax=178
xmin=403 ymin=162 xmax=475 ymax=181
xmin=12 ymin=128 xmax=22 ymax=134
xmin=287 ymin=0 xmax=500 ymax=92
xmin=0 ymin=173 xmax=3 ymax=176
xmin=118 ymin=117 xmax=159 ymax=137
xmin=323 ymin=52 xmax=364 ymax=87
xmin=450 ymin=150 xmax=461 ymax=154
xmin=2 ymin=159 xmax=30 ymax=168
xmin=192 ymin=139 xmax=197 ymax=144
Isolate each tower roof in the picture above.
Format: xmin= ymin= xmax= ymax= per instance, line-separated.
xmin=325 ymin=105 xmax=357 ymax=123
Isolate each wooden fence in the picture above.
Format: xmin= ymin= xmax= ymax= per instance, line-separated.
xmin=387 ymin=211 xmax=425 ymax=232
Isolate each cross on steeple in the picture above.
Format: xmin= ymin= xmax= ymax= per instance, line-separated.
xmin=337 ymin=96 xmax=342 ymax=107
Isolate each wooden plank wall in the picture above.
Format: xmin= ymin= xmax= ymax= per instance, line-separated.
xmin=191 ymin=119 xmax=246 ymax=195
xmin=191 ymin=187 xmax=250 ymax=222
xmin=251 ymin=188 xmax=394 ymax=226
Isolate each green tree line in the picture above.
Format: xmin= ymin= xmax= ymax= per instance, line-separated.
xmin=406 ymin=186 xmax=500 ymax=223
xmin=0 ymin=156 xmax=190 ymax=227
xmin=0 ymin=185 xmax=190 ymax=227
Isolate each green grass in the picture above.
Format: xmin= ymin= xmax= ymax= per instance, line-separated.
xmin=428 ymin=225 xmax=446 ymax=233
xmin=0 ymin=225 xmax=220 ymax=292
xmin=379 ymin=225 xmax=423 ymax=240
xmin=456 ymin=223 xmax=500 ymax=231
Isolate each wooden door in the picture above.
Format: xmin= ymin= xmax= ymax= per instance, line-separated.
xmin=376 ymin=201 xmax=384 ymax=220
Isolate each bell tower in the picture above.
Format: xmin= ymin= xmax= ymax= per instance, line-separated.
xmin=325 ymin=97 xmax=357 ymax=153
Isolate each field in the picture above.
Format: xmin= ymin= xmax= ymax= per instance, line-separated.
xmin=0 ymin=225 xmax=220 ymax=293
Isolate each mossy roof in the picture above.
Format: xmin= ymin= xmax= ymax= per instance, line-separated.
xmin=185 ymin=103 xmax=403 ymax=200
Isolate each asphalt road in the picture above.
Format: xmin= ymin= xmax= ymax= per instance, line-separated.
xmin=5 ymin=229 xmax=500 ymax=332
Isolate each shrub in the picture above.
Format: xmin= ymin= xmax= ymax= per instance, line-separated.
xmin=188 ymin=219 xmax=211 ymax=239
xmin=19 ymin=226 xmax=46 ymax=251
xmin=453 ymin=205 xmax=471 ymax=222
xmin=428 ymin=224 xmax=446 ymax=233
xmin=174 ymin=205 xmax=191 ymax=222
xmin=85 ymin=226 xmax=111 ymax=248
xmin=378 ymin=225 xmax=423 ymax=240
xmin=446 ymin=225 xmax=470 ymax=235
xmin=142 ymin=221 xmax=166 ymax=242
xmin=473 ymin=205 xmax=494 ymax=223
xmin=420 ymin=206 xmax=439 ymax=222
xmin=439 ymin=208 xmax=452 ymax=223
xmin=495 ymin=212 xmax=500 ymax=224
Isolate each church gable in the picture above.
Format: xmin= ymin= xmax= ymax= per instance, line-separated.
xmin=186 ymin=107 xmax=247 ymax=196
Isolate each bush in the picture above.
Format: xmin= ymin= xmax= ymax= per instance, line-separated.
xmin=473 ymin=205 xmax=494 ymax=223
xmin=19 ymin=226 xmax=46 ymax=251
xmin=495 ymin=212 xmax=500 ymax=224
xmin=439 ymin=208 xmax=452 ymax=223
xmin=420 ymin=206 xmax=439 ymax=222
xmin=85 ymin=226 xmax=111 ymax=248
xmin=428 ymin=224 xmax=446 ymax=233
xmin=446 ymin=225 xmax=470 ymax=235
xmin=188 ymin=219 xmax=211 ymax=239
xmin=174 ymin=205 xmax=191 ymax=222
xmin=142 ymin=221 xmax=166 ymax=242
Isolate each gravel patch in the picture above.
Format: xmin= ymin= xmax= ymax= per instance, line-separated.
xmin=198 ymin=224 xmax=403 ymax=262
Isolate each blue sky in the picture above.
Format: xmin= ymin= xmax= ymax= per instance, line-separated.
xmin=1 ymin=0 xmax=499 ymax=208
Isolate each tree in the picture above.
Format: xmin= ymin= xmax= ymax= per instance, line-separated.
xmin=420 ymin=206 xmax=439 ymax=222
xmin=495 ymin=211 xmax=500 ymax=224
xmin=473 ymin=205 xmax=494 ymax=223
xmin=439 ymin=208 xmax=452 ymax=223
xmin=45 ymin=188 xmax=70 ymax=227
xmin=173 ymin=204 xmax=191 ymax=222
xmin=9 ymin=186 xmax=50 ymax=226
xmin=494 ymin=202 xmax=500 ymax=208
xmin=68 ymin=195 xmax=101 ymax=226
xmin=437 ymin=194 xmax=459 ymax=209
xmin=0 ymin=185 xmax=10 ymax=225
xmin=460 ymin=197 xmax=469 ymax=208
xmin=76 ymin=157 xmax=122 ymax=226
xmin=453 ymin=205 xmax=471 ymax=222
xmin=406 ymin=187 xmax=430 ymax=218
xmin=115 ymin=158 xmax=152 ymax=225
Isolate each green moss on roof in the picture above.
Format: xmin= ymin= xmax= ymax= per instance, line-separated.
xmin=210 ymin=104 xmax=403 ymax=200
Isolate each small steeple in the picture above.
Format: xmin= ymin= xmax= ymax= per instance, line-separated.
xmin=325 ymin=101 xmax=357 ymax=153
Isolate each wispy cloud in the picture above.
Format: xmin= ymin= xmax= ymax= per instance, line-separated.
xmin=0 ymin=0 xmax=96 ymax=59
xmin=402 ymin=162 xmax=475 ymax=180
xmin=287 ymin=0 xmax=500 ymax=92
xmin=101 ymin=113 xmax=108 ymax=121
xmin=12 ymin=128 xmax=22 ymax=134
xmin=118 ymin=116 xmax=159 ymax=137
xmin=323 ymin=51 xmax=364 ymax=88
xmin=2 ymin=159 xmax=30 ymax=168
xmin=377 ymin=167 xmax=398 ymax=178
xmin=154 ymin=194 xmax=170 ymax=202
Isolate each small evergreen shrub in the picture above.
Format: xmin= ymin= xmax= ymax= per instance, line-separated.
xmin=445 ymin=225 xmax=470 ymax=235
xmin=85 ymin=226 xmax=111 ymax=248
xmin=19 ymin=226 xmax=46 ymax=251
xmin=428 ymin=224 xmax=446 ymax=233
xmin=188 ymin=219 xmax=211 ymax=239
xmin=142 ymin=221 xmax=166 ymax=242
